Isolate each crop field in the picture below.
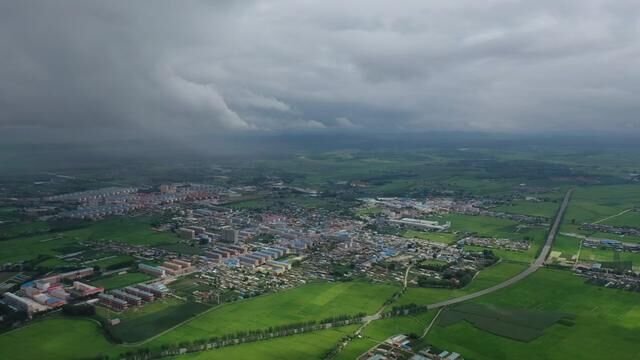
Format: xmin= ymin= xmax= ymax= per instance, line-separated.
xmin=336 ymin=312 xmax=437 ymax=360
xmin=426 ymin=269 xmax=640 ymax=360
xmin=150 ymin=281 xmax=398 ymax=347
xmin=0 ymin=217 xmax=178 ymax=264
xmin=0 ymin=318 xmax=117 ymax=360
xmin=493 ymin=200 xmax=560 ymax=218
xmin=90 ymin=271 xmax=154 ymax=290
xmin=0 ymin=221 xmax=50 ymax=239
xmin=180 ymin=325 xmax=358 ymax=360
xmin=550 ymin=234 xmax=581 ymax=263
xmin=403 ymin=230 xmax=458 ymax=244
xmin=563 ymin=185 xmax=640 ymax=225
xmin=107 ymin=301 xmax=211 ymax=343
xmin=578 ymin=247 xmax=640 ymax=269
xmin=398 ymin=261 xmax=527 ymax=307
xmin=437 ymin=303 xmax=574 ymax=342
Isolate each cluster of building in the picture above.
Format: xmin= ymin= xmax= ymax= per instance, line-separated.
xmin=2 ymin=268 xmax=100 ymax=315
xmin=582 ymin=238 xmax=640 ymax=252
xmin=457 ymin=236 xmax=530 ymax=252
xmin=98 ymin=283 xmax=168 ymax=311
xmin=387 ymin=218 xmax=451 ymax=231
xmin=577 ymin=268 xmax=640 ymax=292
xmin=362 ymin=334 xmax=464 ymax=360
xmin=580 ymin=223 xmax=640 ymax=237
xmin=50 ymin=184 xmax=223 ymax=220
xmin=139 ymin=259 xmax=194 ymax=278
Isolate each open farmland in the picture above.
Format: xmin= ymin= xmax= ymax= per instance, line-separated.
xmin=426 ymin=269 xmax=640 ymax=360
xmin=437 ymin=303 xmax=574 ymax=342
xmin=563 ymin=185 xmax=640 ymax=225
xmin=493 ymin=199 xmax=560 ymax=218
xmin=107 ymin=301 xmax=211 ymax=343
xmin=90 ymin=272 xmax=154 ymax=290
xmin=179 ymin=325 xmax=358 ymax=360
xmin=0 ymin=217 xmax=179 ymax=264
xmin=0 ymin=318 xmax=117 ymax=360
xmin=150 ymin=281 xmax=398 ymax=347
xmin=403 ymin=230 xmax=459 ymax=245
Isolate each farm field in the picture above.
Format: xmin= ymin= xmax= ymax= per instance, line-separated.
xmin=90 ymin=271 xmax=154 ymax=290
xmin=437 ymin=303 xmax=574 ymax=342
xmin=493 ymin=200 xmax=560 ymax=218
xmin=398 ymin=261 xmax=527 ymax=307
xmin=550 ymin=234 xmax=581 ymax=263
xmin=107 ymin=300 xmax=211 ymax=343
xmin=0 ymin=217 xmax=179 ymax=264
xmin=336 ymin=312 xmax=437 ymax=360
xmin=563 ymin=185 xmax=640 ymax=225
xmin=403 ymin=230 xmax=458 ymax=244
xmin=150 ymin=281 xmax=398 ymax=347
xmin=0 ymin=318 xmax=117 ymax=360
xmin=578 ymin=247 xmax=640 ymax=270
xmin=426 ymin=268 xmax=640 ymax=360
xmin=179 ymin=325 xmax=358 ymax=360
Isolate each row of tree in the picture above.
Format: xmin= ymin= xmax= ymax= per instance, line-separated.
xmin=116 ymin=314 xmax=366 ymax=360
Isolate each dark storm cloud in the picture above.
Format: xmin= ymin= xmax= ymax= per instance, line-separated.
xmin=1 ymin=0 xmax=640 ymax=138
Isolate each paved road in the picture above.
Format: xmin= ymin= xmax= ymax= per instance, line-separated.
xmin=426 ymin=188 xmax=574 ymax=310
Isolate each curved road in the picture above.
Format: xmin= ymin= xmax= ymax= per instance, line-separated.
xmin=426 ymin=188 xmax=574 ymax=310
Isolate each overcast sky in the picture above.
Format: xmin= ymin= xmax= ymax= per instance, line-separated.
xmin=1 ymin=0 xmax=640 ymax=140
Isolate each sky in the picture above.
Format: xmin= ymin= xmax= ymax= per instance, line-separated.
xmin=1 ymin=0 xmax=640 ymax=142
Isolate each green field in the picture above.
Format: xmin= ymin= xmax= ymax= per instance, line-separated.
xmin=179 ymin=325 xmax=358 ymax=360
xmin=578 ymin=247 xmax=640 ymax=269
xmin=107 ymin=300 xmax=211 ymax=343
xmin=0 ymin=281 xmax=397 ymax=359
xmin=398 ymin=261 xmax=528 ymax=307
xmin=493 ymin=200 xmax=560 ymax=218
xmin=563 ymin=185 xmax=640 ymax=226
xmin=0 ymin=318 xmax=116 ymax=360
xmin=150 ymin=281 xmax=398 ymax=347
xmin=90 ymin=272 xmax=154 ymax=290
xmin=426 ymin=268 xmax=640 ymax=360
xmin=403 ymin=230 xmax=458 ymax=244
xmin=0 ymin=217 xmax=179 ymax=264
xmin=438 ymin=303 xmax=574 ymax=342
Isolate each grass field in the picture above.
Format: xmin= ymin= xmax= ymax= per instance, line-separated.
xmin=563 ymin=185 xmax=640 ymax=225
xmin=398 ymin=261 xmax=528 ymax=307
xmin=0 ymin=318 xmax=116 ymax=360
xmin=0 ymin=217 xmax=178 ymax=264
xmin=426 ymin=268 xmax=640 ymax=360
xmin=90 ymin=272 xmax=153 ymax=290
xmin=108 ymin=300 xmax=211 ymax=343
xmin=578 ymin=247 xmax=640 ymax=269
xmin=0 ymin=282 xmax=396 ymax=359
xmin=150 ymin=281 xmax=398 ymax=347
xmin=550 ymin=234 xmax=581 ymax=263
xmin=493 ymin=200 xmax=559 ymax=218
xmin=336 ymin=312 xmax=437 ymax=360
xmin=179 ymin=325 xmax=358 ymax=360
xmin=437 ymin=303 xmax=574 ymax=342
xmin=403 ymin=230 xmax=458 ymax=245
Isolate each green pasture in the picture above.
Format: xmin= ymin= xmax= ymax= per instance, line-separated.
xmin=426 ymin=268 xmax=640 ymax=360
xmin=151 ymin=281 xmax=398 ymax=347
xmin=90 ymin=272 xmax=153 ymax=290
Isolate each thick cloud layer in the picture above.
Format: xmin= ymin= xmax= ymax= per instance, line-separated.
xmin=1 ymin=0 xmax=640 ymax=138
